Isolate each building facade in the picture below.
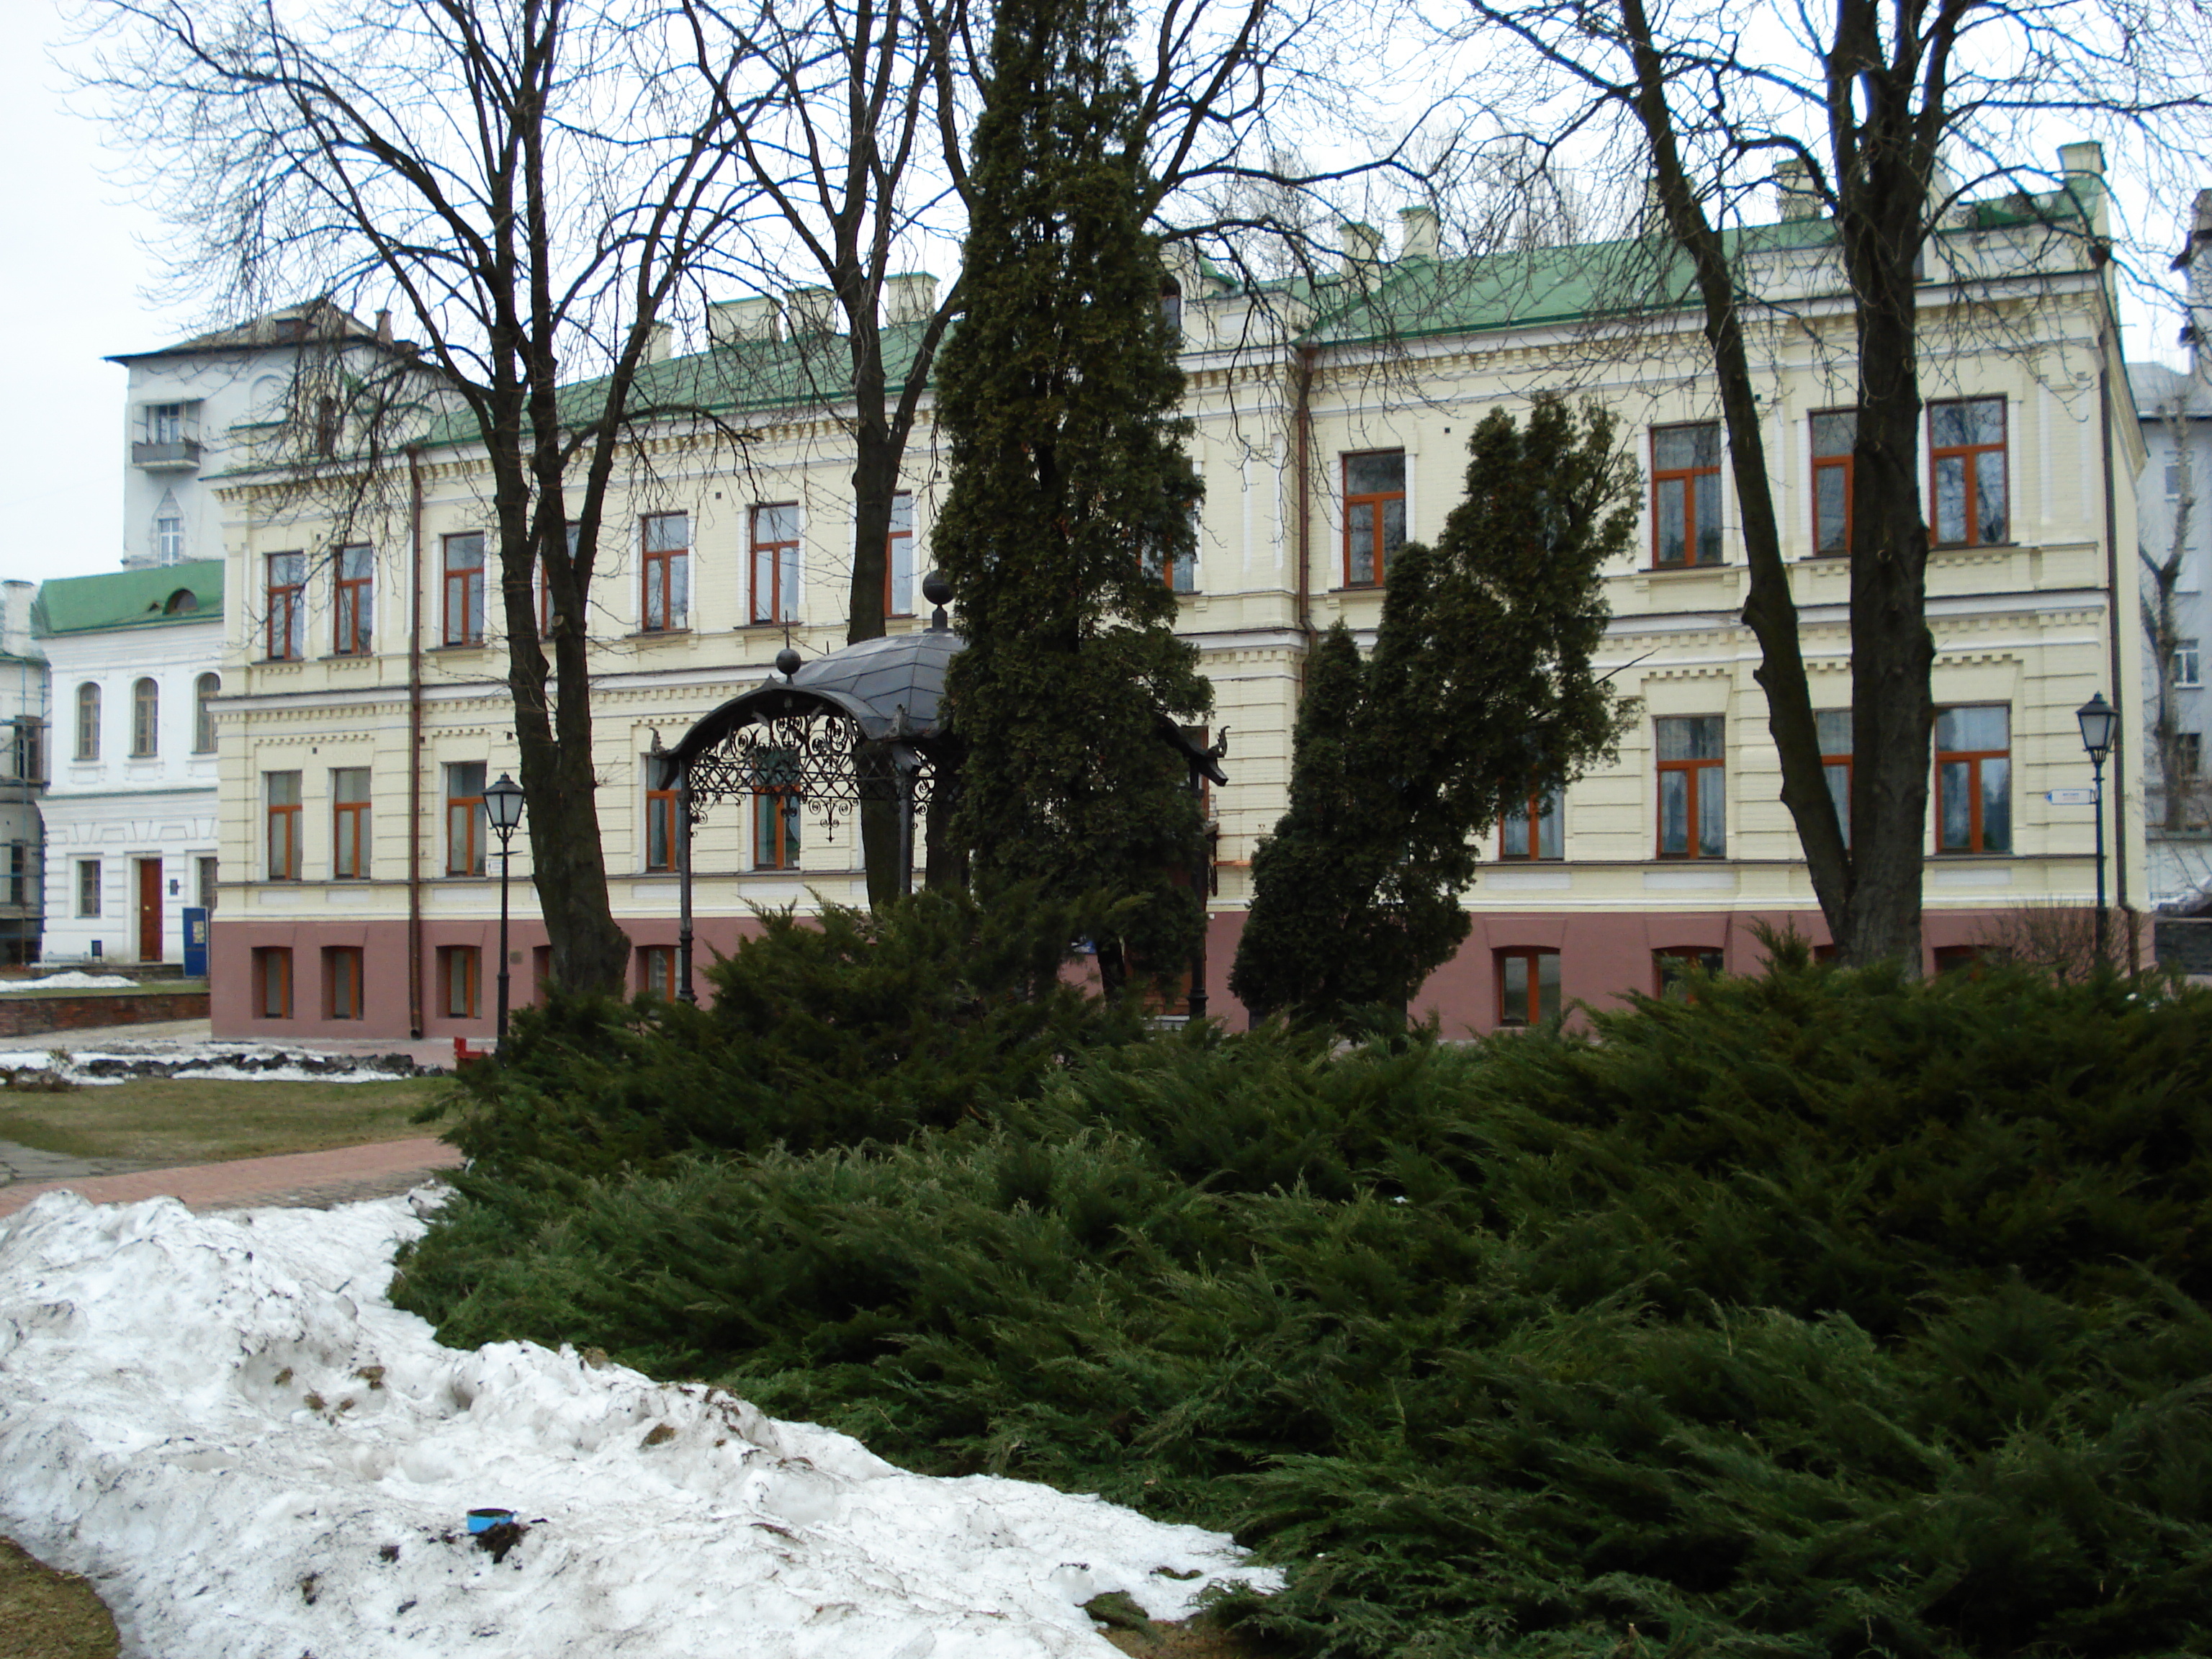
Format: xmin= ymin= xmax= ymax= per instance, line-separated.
xmin=2131 ymin=189 xmax=2212 ymax=907
xmin=0 ymin=581 xmax=48 ymax=966
xmin=206 ymin=145 xmax=2146 ymax=1039
xmin=33 ymin=563 xmax=225 ymax=966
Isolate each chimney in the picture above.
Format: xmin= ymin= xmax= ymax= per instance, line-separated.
xmin=1397 ymin=206 xmax=1439 ymax=263
xmin=1 ymin=580 xmax=31 ymax=659
xmin=1339 ymin=221 xmax=1383 ymax=291
xmin=644 ymin=322 xmax=674 ymax=364
xmin=706 ymin=297 xmax=781 ymax=346
xmin=2059 ymin=140 xmax=2105 ymax=179
xmin=2059 ymin=140 xmax=2109 ymax=237
xmin=375 ymin=310 xmax=393 ymax=344
xmin=785 ymin=286 xmax=838 ymax=336
xmin=885 ymin=271 xmax=938 ymax=325
xmin=1774 ymin=158 xmax=1822 ymax=222
xmin=2179 ymin=189 xmax=2212 ymax=387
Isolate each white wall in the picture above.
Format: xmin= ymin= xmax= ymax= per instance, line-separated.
xmin=117 ymin=346 xmax=295 ymax=572
xmin=40 ymin=617 xmax=222 ymax=963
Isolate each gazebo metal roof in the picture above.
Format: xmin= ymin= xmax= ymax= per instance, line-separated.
xmin=660 ymin=626 xmax=963 ymax=776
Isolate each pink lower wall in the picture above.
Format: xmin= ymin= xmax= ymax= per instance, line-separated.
xmin=213 ymin=904 xmax=2036 ymax=1043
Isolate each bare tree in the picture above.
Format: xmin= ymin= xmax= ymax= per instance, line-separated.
xmin=88 ymin=0 xmax=752 ymax=995
xmin=1458 ymin=0 xmax=2212 ymax=967
xmin=2144 ymin=394 xmax=2198 ymax=830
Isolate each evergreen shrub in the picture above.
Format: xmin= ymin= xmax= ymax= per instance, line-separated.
xmin=395 ymin=958 xmax=2212 ymax=1657
xmin=415 ymin=881 xmax=1148 ymax=1184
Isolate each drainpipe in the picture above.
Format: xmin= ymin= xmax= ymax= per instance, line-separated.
xmin=2099 ymin=335 xmax=2131 ymax=940
xmin=407 ymin=444 xmax=426 ymax=1038
xmin=1292 ymin=343 xmax=1319 ymax=667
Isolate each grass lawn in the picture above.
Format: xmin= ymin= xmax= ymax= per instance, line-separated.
xmin=0 ymin=1537 xmax=119 ymax=1659
xmin=0 ymin=1075 xmax=449 ymax=1166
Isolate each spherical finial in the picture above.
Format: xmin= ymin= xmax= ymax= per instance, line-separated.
xmin=775 ymin=646 xmax=803 ymax=679
xmin=921 ymin=571 xmax=953 ymax=608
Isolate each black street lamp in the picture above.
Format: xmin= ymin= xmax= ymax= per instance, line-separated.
xmin=2075 ymin=693 xmax=2116 ymax=961
xmin=484 ymin=772 xmax=527 ymax=1046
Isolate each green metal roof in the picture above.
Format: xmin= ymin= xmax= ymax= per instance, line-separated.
xmin=1299 ymin=184 xmax=2100 ymax=349
xmin=34 ymin=561 xmax=225 ymax=637
xmin=249 ymin=178 xmax=2105 ymax=464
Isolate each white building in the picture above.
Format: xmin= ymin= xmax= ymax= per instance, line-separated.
xmin=33 ymin=563 xmax=223 ymax=966
xmin=24 ymin=302 xmax=413 ymax=968
xmin=0 ymin=581 xmax=48 ymax=966
xmin=107 ymin=301 xmax=403 ymax=572
xmin=2131 ymin=189 xmax=2212 ymax=907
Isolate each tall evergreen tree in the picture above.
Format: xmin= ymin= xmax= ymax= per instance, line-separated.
xmin=1233 ymin=398 xmax=1636 ymax=1028
xmin=932 ymin=0 xmax=1211 ymax=992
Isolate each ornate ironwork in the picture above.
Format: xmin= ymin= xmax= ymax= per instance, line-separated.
xmin=682 ymin=706 xmax=935 ymax=833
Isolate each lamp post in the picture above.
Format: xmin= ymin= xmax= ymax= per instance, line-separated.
xmin=2075 ymin=693 xmax=2116 ymax=963
xmin=484 ymin=772 xmax=526 ymax=1046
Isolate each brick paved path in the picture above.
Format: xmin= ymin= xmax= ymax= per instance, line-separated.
xmin=0 ymin=1136 xmax=460 ymax=1222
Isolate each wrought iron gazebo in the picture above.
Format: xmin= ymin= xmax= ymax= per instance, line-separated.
xmin=652 ymin=590 xmax=964 ymax=999
xmin=653 ymin=579 xmax=1229 ymax=1012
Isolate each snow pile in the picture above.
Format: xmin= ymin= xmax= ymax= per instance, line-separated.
xmin=0 ymin=972 xmax=137 ymax=992
xmin=0 ymin=1192 xmax=1277 ymax=1658
xmin=0 ymin=1045 xmax=421 ymax=1085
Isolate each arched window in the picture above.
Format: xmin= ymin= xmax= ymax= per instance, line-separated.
xmin=194 ymin=673 xmax=221 ymax=754
xmin=132 ymin=678 xmax=159 ymax=757
xmin=74 ymin=683 xmax=99 ymax=762
xmin=153 ymin=488 xmax=185 ymax=565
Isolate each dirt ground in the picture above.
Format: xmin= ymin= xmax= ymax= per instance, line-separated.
xmin=0 ymin=1537 xmax=119 ymax=1659
xmin=1099 ymin=1605 xmax=1292 ymax=1657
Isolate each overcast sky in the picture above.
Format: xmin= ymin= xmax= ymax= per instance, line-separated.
xmin=1 ymin=0 xmax=202 ymax=584
xmin=0 ymin=0 xmax=2195 ymax=593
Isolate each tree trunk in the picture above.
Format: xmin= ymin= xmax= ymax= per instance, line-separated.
xmin=1621 ymin=0 xmax=1856 ymax=949
xmin=1833 ymin=112 xmax=1937 ymax=971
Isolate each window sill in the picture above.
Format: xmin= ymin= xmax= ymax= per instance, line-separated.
xmin=1328 ymin=583 xmax=1385 ymax=595
xmin=1647 ymin=562 xmax=1730 ymax=575
xmin=259 ymin=657 xmax=305 ymax=667
xmin=1930 ymin=541 xmax=2019 ymax=557
xmin=626 ymin=628 xmax=693 ymax=642
xmin=431 ymin=641 xmax=490 ymax=654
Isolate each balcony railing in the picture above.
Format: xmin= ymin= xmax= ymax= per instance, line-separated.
xmin=132 ymin=439 xmax=202 ymax=469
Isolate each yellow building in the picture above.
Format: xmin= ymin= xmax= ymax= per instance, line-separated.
xmin=208 ymin=146 xmax=2145 ymax=1039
